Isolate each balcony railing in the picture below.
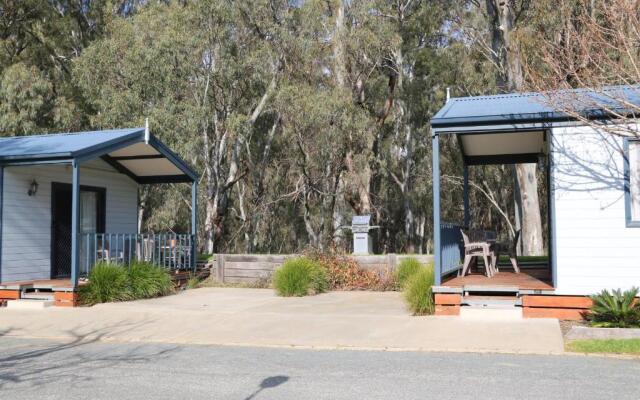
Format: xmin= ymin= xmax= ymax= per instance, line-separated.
xmin=440 ymin=222 xmax=464 ymax=276
xmin=81 ymin=233 xmax=195 ymax=276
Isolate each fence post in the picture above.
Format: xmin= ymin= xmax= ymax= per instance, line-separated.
xmin=387 ymin=253 xmax=397 ymax=272
xmin=216 ymin=254 xmax=225 ymax=283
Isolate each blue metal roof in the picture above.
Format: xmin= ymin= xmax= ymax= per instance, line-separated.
xmin=431 ymin=85 xmax=640 ymax=129
xmin=0 ymin=128 xmax=197 ymax=183
xmin=0 ymin=128 xmax=143 ymax=160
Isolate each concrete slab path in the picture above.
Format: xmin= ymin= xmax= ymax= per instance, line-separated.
xmin=0 ymin=288 xmax=565 ymax=354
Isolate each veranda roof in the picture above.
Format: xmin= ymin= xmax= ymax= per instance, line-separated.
xmin=431 ymin=84 xmax=640 ymax=130
xmin=0 ymin=128 xmax=197 ymax=184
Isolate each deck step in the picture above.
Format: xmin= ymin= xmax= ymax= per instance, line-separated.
xmin=21 ymin=292 xmax=55 ymax=301
xmin=459 ymin=307 xmax=523 ymax=320
xmin=463 ymin=295 xmax=521 ymax=308
xmin=6 ymin=299 xmax=54 ymax=309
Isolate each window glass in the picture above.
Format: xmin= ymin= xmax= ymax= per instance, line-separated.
xmin=80 ymin=191 xmax=98 ymax=233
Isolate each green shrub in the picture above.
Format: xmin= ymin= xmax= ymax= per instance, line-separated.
xmin=79 ymin=262 xmax=131 ymax=305
xmin=127 ymin=261 xmax=173 ymax=299
xmin=403 ymin=264 xmax=435 ymax=315
xmin=589 ymin=287 xmax=640 ymax=328
xmin=396 ymin=257 xmax=423 ymax=288
xmin=273 ymin=257 xmax=329 ymax=296
xmin=186 ymin=276 xmax=201 ymax=289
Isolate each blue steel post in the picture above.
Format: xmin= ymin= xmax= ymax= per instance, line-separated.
xmin=463 ymin=165 xmax=470 ymax=228
xmin=191 ymin=181 xmax=198 ymax=270
xmin=0 ymin=166 xmax=3 ymax=284
xmin=71 ymin=161 xmax=80 ymax=288
xmin=432 ymin=131 xmax=441 ymax=286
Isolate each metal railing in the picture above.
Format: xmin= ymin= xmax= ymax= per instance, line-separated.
xmin=440 ymin=222 xmax=464 ymax=276
xmin=81 ymin=233 xmax=195 ymax=276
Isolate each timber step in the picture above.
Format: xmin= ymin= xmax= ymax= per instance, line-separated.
xmin=462 ymin=295 xmax=521 ymax=308
xmin=21 ymin=292 xmax=55 ymax=301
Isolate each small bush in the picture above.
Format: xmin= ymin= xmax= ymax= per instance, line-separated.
xmin=127 ymin=261 xmax=173 ymax=299
xmin=403 ymin=264 xmax=435 ymax=315
xmin=79 ymin=263 xmax=131 ymax=305
xmin=303 ymin=249 xmax=397 ymax=291
xmin=186 ymin=276 xmax=201 ymax=289
xmin=273 ymin=257 xmax=328 ymax=296
xmin=589 ymin=287 xmax=640 ymax=328
xmin=396 ymin=257 xmax=423 ymax=288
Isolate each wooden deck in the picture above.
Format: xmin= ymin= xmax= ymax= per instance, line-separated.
xmin=440 ymin=271 xmax=553 ymax=292
xmin=0 ymin=279 xmax=80 ymax=291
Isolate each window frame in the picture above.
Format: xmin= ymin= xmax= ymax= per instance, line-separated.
xmin=624 ymin=138 xmax=640 ymax=227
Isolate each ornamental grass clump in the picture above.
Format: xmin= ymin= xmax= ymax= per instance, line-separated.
xmin=396 ymin=257 xmax=423 ymax=289
xmin=79 ymin=261 xmax=173 ymax=305
xmin=589 ymin=287 xmax=640 ymax=328
xmin=127 ymin=261 xmax=173 ymax=299
xmin=79 ymin=262 xmax=132 ymax=305
xmin=403 ymin=262 xmax=435 ymax=315
xmin=273 ymin=257 xmax=328 ymax=296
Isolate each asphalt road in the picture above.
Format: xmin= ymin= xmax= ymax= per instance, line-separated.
xmin=0 ymin=337 xmax=639 ymax=400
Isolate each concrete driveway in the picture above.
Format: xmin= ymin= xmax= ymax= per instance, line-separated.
xmin=0 ymin=288 xmax=564 ymax=354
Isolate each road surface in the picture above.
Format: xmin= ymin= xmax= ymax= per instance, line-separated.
xmin=1 ymin=337 xmax=639 ymax=399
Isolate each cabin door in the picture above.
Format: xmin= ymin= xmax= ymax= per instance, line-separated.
xmin=51 ymin=183 xmax=105 ymax=278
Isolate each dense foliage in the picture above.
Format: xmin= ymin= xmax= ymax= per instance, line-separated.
xmin=79 ymin=262 xmax=173 ymax=305
xmin=273 ymin=257 xmax=329 ymax=296
xmin=403 ymin=263 xmax=435 ymax=315
xmin=310 ymin=251 xmax=396 ymax=291
xmin=127 ymin=261 xmax=173 ymax=299
xmin=396 ymin=258 xmax=424 ymax=289
xmin=79 ymin=263 xmax=132 ymax=305
xmin=589 ymin=288 xmax=640 ymax=328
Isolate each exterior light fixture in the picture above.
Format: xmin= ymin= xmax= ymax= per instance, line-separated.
xmin=28 ymin=179 xmax=39 ymax=196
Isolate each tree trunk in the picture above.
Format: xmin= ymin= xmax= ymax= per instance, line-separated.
xmin=486 ymin=0 xmax=544 ymax=255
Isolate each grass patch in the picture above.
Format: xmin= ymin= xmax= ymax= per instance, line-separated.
xmin=273 ymin=257 xmax=328 ymax=296
xmin=79 ymin=263 xmax=132 ymax=305
xmin=79 ymin=261 xmax=173 ymax=305
xmin=127 ymin=261 xmax=173 ymax=298
xmin=403 ymin=264 xmax=435 ymax=315
xmin=566 ymin=338 xmax=640 ymax=354
xmin=396 ymin=257 xmax=423 ymax=289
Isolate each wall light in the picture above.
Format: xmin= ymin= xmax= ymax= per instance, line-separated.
xmin=28 ymin=179 xmax=38 ymax=196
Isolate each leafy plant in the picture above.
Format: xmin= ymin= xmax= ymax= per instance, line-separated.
xmin=79 ymin=262 xmax=131 ymax=305
xmin=127 ymin=261 xmax=173 ymax=299
xmin=310 ymin=251 xmax=394 ymax=291
xmin=273 ymin=257 xmax=328 ymax=296
xmin=589 ymin=287 xmax=640 ymax=328
xmin=396 ymin=257 xmax=423 ymax=288
xmin=403 ymin=264 xmax=435 ymax=315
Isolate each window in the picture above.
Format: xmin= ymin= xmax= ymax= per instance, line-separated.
xmin=625 ymin=139 xmax=640 ymax=227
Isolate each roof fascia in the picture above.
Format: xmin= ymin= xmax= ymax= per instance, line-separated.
xmin=147 ymin=135 xmax=198 ymax=181
xmin=73 ymin=129 xmax=145 ymax=163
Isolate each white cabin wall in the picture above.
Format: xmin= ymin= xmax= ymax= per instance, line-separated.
xmin=552 ymin=125 xmax=640 ymax=295
xmin=1 ymin=160 xmax=138 ymax=282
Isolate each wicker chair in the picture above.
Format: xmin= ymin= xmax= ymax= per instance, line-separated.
xmin=460 ymin=229 xmax=496 ymax=277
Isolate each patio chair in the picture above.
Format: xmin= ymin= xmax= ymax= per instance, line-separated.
xmin=460 ymin=229 xmax=496 ymax=277
xmin=492 ymin=230 xmax=521 ymax=274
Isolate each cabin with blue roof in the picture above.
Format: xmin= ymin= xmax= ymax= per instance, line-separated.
xmin=430 ymin=85 xmax=640 ymax=318
xmin=0 ymin=126 xmax=198 ymax=305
